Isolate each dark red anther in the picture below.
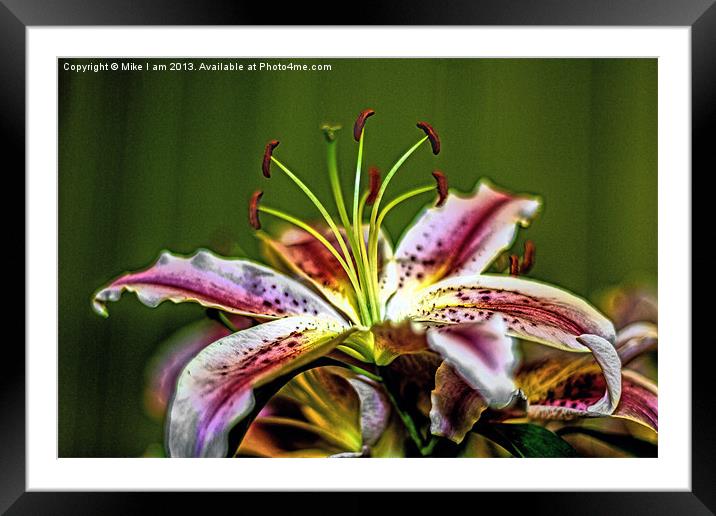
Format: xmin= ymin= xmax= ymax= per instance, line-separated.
xmin=509 ymin=255 xmax=520 ymax=276
xmin=353 ymin=109 xmax=375 ymax=142
xmin=417 ymin=121 xmax=440 ymax=155
xmin=432 ymin=170 xmax=448 ymax=207
xmin=366 ymin=166 xmax=381 ymax=205
xmin=249 ymin=190 xmax=263 ymax=230
xmin=262 ymin=140 xmax=280 ymax=178
xmin=520 ymin=240 xmax=536 ymax=274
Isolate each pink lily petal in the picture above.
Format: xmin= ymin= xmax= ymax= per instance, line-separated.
xmin=426 ymin=316 xmax=520 ymax=408
xmin=430 ymin=362 xmax=488 ymax=443
xmin=516 ymin=335 xmax=625 ymax=423
xmin=346 ymin=376 xmax=391 ymax=447
xmin=616 ymin=322 xmax=658 ymax=366
xmin=93 ymin=249 xmax=346 ymax=324
xmin=261 ymin=226 xmax=396 ymax=323
xmin=600 ymin=285 xmax=658 ymax=329
xmin=389 ymin=274 xmax=616 ymax=352
xmin=167 ymin=315 xmax=349 ymax=457
xmin=144 ymin=315 xmax=252 ymax=419
xmin=575 ymin=334 xmax=622 ymax=415
xmin=389 ymin=180 xmax=539 ymax=306
xmin=614 ymin=370 xmax=658 ymax=432
xmin=521 ymin=363 xmax=655 ymax=432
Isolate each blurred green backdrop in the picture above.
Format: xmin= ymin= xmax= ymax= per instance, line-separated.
xmin=59 ymin=58 xmax=656 ymax=457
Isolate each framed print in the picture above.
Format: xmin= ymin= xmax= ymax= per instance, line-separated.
xmin=5 ymin=0 xmax=713 ymax=513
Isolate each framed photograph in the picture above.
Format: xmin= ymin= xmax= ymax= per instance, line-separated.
xmin=7 ymin=0 xmax=711 ymax=513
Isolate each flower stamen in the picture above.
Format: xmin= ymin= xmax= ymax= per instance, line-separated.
xmin=509 ymin=255 xmax=520 ymax=276
xmin=353 ymin=109 xmax=375 ymax=142
xmin=417 ymin=121 xmax=441 ymax=155
xmin=366 ymin=166 xmax=381 ymax=206
xmin=261 ymin=144 xmax=370 ymax=322
xmin=520 ymin=240 xmax=536 ymax=273
xmin=262 ymin=140 xmax=280 ymax=178
xmin=432 ymin=170 xmax=448 ymax=207
xmin=352 ymin=110 xmax=380 ymax=322
xmin=248 ymin=190 xmax=263 ymax=229
xmin=375 ymin=182 xmax=440 ymax=231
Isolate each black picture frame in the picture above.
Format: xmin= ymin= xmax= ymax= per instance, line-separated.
xmin=5 ymin=1 xmax=712 ymax=514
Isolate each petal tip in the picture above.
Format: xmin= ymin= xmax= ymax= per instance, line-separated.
xmin=92 ymin=298 xmax=109 ymax=318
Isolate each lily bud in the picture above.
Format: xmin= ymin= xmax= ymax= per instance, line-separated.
xmin=353 ymin=109 xmax=375 ymax=142
xmin=432 ymin=170 xmax=448 ymax=207
xmin=416 ymin=121 xmax=440 ymax=155
xmin=249 ymin=190 xmax=263 ymax=229
xmin=262 ymin=140 xmax=280 ymax=178
xmin=366 ymin=166 xmax=381 ymax=206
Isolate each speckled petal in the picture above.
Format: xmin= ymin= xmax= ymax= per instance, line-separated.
xmin=389 ymin=179 xmax=539 ymax=305
xmin=145 ymin=315 xmax=252 ymax=418
xmin=614 ymin=370 xmax=658 ymax=431
xmin=390 ymin=274 xmax=616 ymax=352
xmin=430 ymin=362 xmax=488 ymax=443
xmin=371 ymin=321 xmax=429 ymax=366
xmin=516 ymin=335 xmax=624 ymax=421
xmin=427 ymin=316 xmax=519 ymax=408
xmin=167 ymin=315 xmax=349 ymax=457
xmin=92 ymin=249 xmax=346 ymax=323
xmin=521 ymin=365 xmax=653 ymax=430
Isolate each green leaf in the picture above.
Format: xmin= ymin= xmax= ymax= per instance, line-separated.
xmin=473 ymin=423 xmax=577 ymax=458
xmin=556 ymin=427 xmax=657 ymax=457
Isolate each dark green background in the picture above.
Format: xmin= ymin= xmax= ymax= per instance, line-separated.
xmin=59 ymin=58 xmax=657 ymax=457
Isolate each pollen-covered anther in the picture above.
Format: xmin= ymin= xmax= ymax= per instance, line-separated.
xmin=520 ymin=240 xmax=536 ymax=274
xmin=432 ymin=170 xmax=448 ymax=207
xmin=249 ymin=190 xmax=263 ymax=230
xmin=262 ymin=140 xmax=280 ymax=178
xmin=353 ymin=109 xmax=376 ymax=142
xmin=366 ymin=166 xmax=381 ymax=205
xmin=509 ymin=255 xmax=520 ymax=276
xmin=416 ymin=121 xmax=440 ymax=155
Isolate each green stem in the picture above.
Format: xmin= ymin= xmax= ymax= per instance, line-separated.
xmin=351 ymin=130 xmax=379 ymax=322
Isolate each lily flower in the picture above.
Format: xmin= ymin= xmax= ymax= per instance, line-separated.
xmin=93 ymin=110 xmax=619 ymax=458
xmin=239 ymin=366 xmax=402 ymax=458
